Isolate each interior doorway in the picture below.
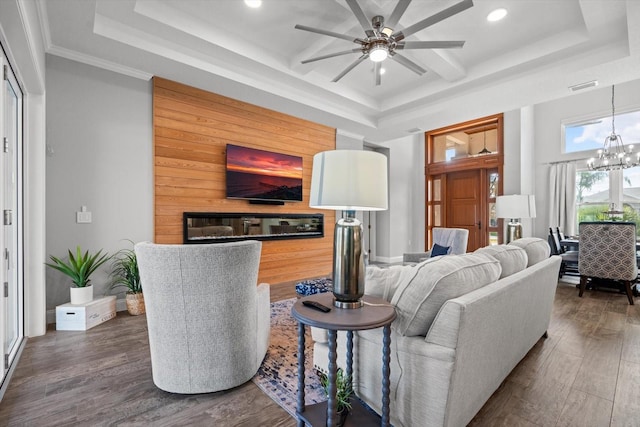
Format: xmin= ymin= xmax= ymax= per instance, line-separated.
xmin=425 ymin=114 xmax=504 ymax=251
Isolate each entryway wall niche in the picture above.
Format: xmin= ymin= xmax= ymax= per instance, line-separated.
xmin=425 ymin=114 xmax=504 ymax=252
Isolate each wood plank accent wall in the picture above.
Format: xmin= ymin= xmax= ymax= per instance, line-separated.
xmin=153 ymin=77 xmax=335 ymax=284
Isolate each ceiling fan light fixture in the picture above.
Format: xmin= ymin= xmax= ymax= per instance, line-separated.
xmin=370 ymin=44 xmax=389 ymax=62
xmin=381 ymin=27 xmax=394 ymax=37
xmin=295 ymin=0 xmax=473 ymax=84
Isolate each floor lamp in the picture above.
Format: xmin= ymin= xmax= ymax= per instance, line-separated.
xmin=310 ymin=150 xmax=388 ymax=309
xmin=496 ymin=195 xmax=537 ymax=244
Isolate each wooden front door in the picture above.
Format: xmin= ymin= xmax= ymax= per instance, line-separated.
xmin=446 ymin=169 xmax=482 ymax=251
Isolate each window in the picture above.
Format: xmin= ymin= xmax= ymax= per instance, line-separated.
xmin=564 ymin=109 xmax=640 ymax=154
xmin=445 ymin=148 xmax=456 ymax=161
xmin=576 ymin=167 xmax=640 ymax=236
xmin=576 ymin=170 xmax=609 ymax=222
xmin=488 ymin=171 xmax=499 ymax=245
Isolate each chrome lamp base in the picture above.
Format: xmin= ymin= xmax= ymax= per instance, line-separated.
xmin=506 ymin=219 xmax=523 ymax=244
xmin=332 ymin=210 xmax=365 ymax=309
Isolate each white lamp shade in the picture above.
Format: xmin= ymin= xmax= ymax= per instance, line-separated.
xmin=495 ymin=194 xmax=537 ymax=219
xmin=310 ymin=150 xmax=388 ymax=211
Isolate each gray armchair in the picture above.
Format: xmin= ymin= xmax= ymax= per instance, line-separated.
xmin=135 ymin=240 xmax=270 ymax=393
xmin=578 ymin=221 xmax=637 ymax=305
xmin=403 ymin=227 xmax=469 ymax=264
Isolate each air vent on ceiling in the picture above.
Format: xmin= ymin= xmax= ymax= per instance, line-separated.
xmin=406 ymin=128 xmax=422 ymax=134
xmin=568 ymin=80 xmax=598 ymax=92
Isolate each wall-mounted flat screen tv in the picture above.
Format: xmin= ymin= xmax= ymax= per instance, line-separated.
xmin=226 ymin=144 xmax=303 ymax=202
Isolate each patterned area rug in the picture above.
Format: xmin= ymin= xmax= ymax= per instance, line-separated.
xmin=252 ymin=298 xmax=325 ymax=417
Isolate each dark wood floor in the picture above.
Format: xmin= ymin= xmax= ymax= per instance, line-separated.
xmin=2 ymin=278 xmax=640 ymax=426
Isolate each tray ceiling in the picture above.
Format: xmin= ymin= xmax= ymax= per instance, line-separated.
xmin=39 ymin=0 xmax=639 ymax=142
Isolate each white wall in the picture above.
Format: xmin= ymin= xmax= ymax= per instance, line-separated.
xmin=375 ymin=133 xmax=424 ymax=263
xmin=503 ymin=110 xmax=522 ymax=195
xmin=45 ymin=56 xmax=153 ymax=311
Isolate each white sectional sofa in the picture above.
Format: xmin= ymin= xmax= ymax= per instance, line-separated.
xmin=312 ymin=237 xmax=561 ymax=427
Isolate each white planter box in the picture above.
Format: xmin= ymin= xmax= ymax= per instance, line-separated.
xmin=56 ymin=296 xmax=117 ymax=331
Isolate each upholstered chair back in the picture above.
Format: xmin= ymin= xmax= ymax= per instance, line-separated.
xmin=403 ymin=227 xmax=469 ymax=264
xmin=135 ymin=240 xmax=270 ymax=394
xmin=432 ymin=227 xmax=470 ymax=255
xmin=578 ymin=222 xmax=638 ymax=281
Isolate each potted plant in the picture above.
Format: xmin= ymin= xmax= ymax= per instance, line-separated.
xmin=110 ymin=244 xmax=144 ymax=315
xmin=319 ymin=368 xmax=353 ymax=426
xmin=46 ymin=246 xmax=111 ymax=305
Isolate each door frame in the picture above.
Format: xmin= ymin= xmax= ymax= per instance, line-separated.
xmin=0 ymin=47 xmax=25 ymax=386
xmin=425 ymin=114 xmax=504 ymax=249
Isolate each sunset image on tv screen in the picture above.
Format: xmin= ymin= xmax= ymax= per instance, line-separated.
xmin=226 ymin=144 xmax=303 ymax=201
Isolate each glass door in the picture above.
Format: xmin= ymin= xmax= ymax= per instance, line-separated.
xmin=1 ymin=50 xmax=23 ymax=382
xmin=487 ymin=169 xmax=500 ymax=245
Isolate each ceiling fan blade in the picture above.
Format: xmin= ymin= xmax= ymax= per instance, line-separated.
xmin=390 ymin=53 xmax=427 ymax=75
xmin=374 ymin=61 xmax=381 ymax=86
xmin=345 ymin=0 xmax=375 ymax=37
xmin=301 ymin=48 xmax=363 ymax=64
xmin=397 ymin=40 xmax=465 ymax=49
xmin=294 ymin=24 xmax=360 ymax=43
xmin=392 ymin=0 xmax=473 ymax=42
xmin=385 ymin=0 xmax=412 ymax=29
xmin=332 ymin=54 xmax=369 ymax=82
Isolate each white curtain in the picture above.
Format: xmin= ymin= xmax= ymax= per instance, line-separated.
xmin=548 ymin=163 xmax=577 ymax=235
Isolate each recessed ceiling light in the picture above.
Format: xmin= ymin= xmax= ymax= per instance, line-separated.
xmin=379 ymin=68 xmax=386 ymax=75
xmin=487 ymin=8 xmax=507 ymax=22
xmin=244 ymin=0 xmax=262 ymax=8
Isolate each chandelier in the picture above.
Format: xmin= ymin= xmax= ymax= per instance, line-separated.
xmin=587 ymin=85 xmax=639 ymax=171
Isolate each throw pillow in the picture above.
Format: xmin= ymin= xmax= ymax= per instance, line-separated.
xmin=390 ymin=253 xmax=502 ymax=336
xmin=430 ymin=243 xmax=450 ymax=257
xmin=365 ymin=264 xmax=414 ymax=301
xmin=474 ymin=245 xmax=528 ymax=278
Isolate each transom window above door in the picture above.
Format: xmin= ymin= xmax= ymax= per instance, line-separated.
xmin=432 ymin=125 xmax=499 ymax=163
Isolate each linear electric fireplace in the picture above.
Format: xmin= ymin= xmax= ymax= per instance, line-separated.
xmin=183 ymin=212 xmax=324 ymax=244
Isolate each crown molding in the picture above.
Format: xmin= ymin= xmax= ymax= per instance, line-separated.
xmin=46 ymin=44 xmax=152 ymax=80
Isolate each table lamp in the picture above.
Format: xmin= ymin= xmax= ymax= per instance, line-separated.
xmin=310 ymin=150 xmax=388 ymax=308
xmin=495 ymin=194 xmax=537 ymax=243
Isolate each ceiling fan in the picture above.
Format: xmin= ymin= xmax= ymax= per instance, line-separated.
xmin=295 ymin=0 xmax=473 ymax=85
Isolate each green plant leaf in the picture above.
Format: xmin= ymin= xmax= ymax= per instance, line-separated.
xmin=109 ymin=242 xmax=142 ymax=294
xmin=45 ymin=246 xmax=111 ymax=288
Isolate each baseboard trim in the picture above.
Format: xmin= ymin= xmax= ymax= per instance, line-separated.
xmin=46 ymin=298 xmax=128 ymax=324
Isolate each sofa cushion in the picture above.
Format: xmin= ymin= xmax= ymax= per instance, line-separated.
xmin=430 ymin=243 xmax=450 ymax=257
xmin=508 ymin=237 xmax=550 ymax=267
xmin=365 ymin=264 xmax=418 ymax=301
xmin=474 ymin=245 xmax=528 ymax=278
xmin=390 ymin=253 xmax=502 ymax=337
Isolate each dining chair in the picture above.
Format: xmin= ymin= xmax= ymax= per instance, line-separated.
xmin=578 ymin=221 xmax=638 ymax=305
xmin=548 ymin=227 xmax=578 ymax=277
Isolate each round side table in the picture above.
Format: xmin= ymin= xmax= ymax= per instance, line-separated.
xmin=291 ymin=293 xmax=396 ymax=427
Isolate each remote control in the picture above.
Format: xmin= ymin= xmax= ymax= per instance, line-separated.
xmin=302 ymin=300 xmax=331 ymax=313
